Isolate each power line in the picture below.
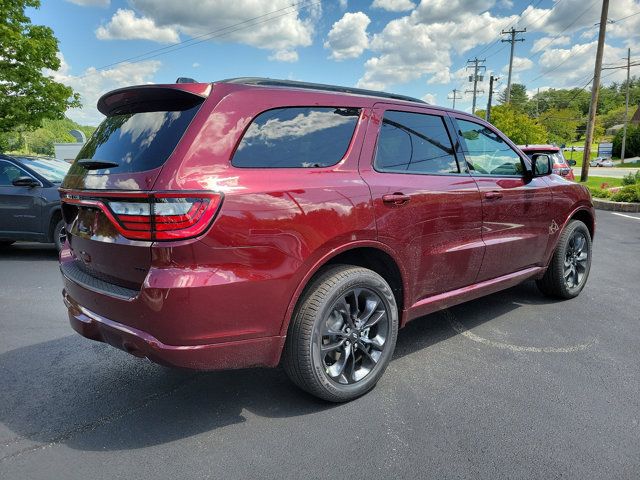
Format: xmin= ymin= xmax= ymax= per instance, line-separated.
xmin=528 ymin=0 xmax=600 ymax=61
xmin=79 ymin=1 xmax=320 ymax=78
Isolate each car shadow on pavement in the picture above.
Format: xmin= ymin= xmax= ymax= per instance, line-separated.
xmin=0 ymin=282 xmax=560 ymax=455
xmin=0 ymin=243 xmax=58 ymax=262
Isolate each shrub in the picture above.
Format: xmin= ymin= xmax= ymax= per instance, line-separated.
xmin=610 ymin=184 xmax=640 ymax=203
xmin=588 ymin=186 xmax=611 ymax=198
xmin=621 ymin=170 xmax=640 ymax=186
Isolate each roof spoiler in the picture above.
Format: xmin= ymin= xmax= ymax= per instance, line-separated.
xmin=97 ymin=83 xmax=211 ymax=116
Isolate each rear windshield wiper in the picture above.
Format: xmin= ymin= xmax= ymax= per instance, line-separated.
xmin=77 ymin=159 xmax=120 ymax=170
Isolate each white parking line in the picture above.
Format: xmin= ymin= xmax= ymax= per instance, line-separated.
xmin=611 ymin=212 xmax=640 ymax=221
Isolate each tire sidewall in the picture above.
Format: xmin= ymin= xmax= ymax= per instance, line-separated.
xmin=53 ymin=219 xmax=65 ymax=251
xmin=306 ymin=269 xmax=398 ymax=400
xmin=557 ymin=221 xmax=592 ymax=298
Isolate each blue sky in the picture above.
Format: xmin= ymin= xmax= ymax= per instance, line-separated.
xmin=32 ymin=0 xmax=640 ymax=125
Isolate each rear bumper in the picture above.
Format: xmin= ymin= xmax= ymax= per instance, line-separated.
xmin=63 ymin=290 xmax=285 ymax=370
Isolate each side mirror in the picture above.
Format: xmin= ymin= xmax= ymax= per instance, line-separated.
xmin=531 ymin=154 xmax=552 ymax=176
xmin=12 ymin=176 xmax=40 ymax=187
xmin=567 ymin=159 xmax=577 ymax=166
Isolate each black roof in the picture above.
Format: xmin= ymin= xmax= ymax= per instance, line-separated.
xmin=220 ymin=77 xmax=427 ymax=105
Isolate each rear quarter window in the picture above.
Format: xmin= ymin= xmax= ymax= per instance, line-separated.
xmin=231 ymin=107 xmax=360 ymax=168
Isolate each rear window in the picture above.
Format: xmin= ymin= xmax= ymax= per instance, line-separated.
xmin=231 ymin=107 xmax=360 ymax=168
xmin=70 ymin=102 xmax=202 ymax=174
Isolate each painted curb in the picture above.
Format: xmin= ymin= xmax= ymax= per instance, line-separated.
xmin=592 ymin=198 xmax=640 ymax=212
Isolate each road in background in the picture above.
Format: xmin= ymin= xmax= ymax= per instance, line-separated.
xmin=1 ymin=211 xmax=639 ymax=479
xmin=572 ymin=166 xmax=639 ymax=178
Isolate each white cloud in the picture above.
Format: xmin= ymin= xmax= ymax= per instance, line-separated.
xmin=502 ymin=56 xmax=533 ymax=73
xmin=130 ymin=0 xmax=318 ymax=54
xmin=46 ymin=54 xmax=161 ymax=125
xmin=358 ymin=8 xmax=518 ymax=90
xmin=192 ymin=62 xmax=200 ymax=68
xmin=411 ymin=0 xmax=496 ymax=23
xmin=324 ymin=12 xmax=371 ymax=61
xmin=531 ymin=35 xmax=571 ymax=53
xmin=268 ymin=49 xmax=299 ymax=62
xmin=96 ymin=9 xmax=180 ymax=43
xmin=421 ymin=93 xmax=437 ymax=104
xmin=371 ymin=0 xmax=416 ymax=12
xmin=65 ymin=0 xmax=109 ymax=6
xmin=522 ymin=0 xmax=640 ymax=43
xmin=533 ymin=41 xmax=628 ymax=88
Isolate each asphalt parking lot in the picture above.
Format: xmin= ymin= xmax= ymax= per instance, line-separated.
xmin=1 ymin=210 xmax=639 ymax=480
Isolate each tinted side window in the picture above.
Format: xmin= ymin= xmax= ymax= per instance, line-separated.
xmin=0 ymin=161 xmax=28 ymax=186
xmin=456 ymin=119 xmax=523 ymax=176
xmin=232 ymin=107 xmax=360 ymax=168
xmin=374 ymin=111 xmax=459 ymax=174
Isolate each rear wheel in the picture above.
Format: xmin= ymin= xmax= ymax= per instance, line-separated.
xmin=536 ymin=219 xmax=592 ymax=299
xmin=283 ymin=265 xmax=398 ymax=402
xmin=53 ymin=219 xmax=66 ymax=251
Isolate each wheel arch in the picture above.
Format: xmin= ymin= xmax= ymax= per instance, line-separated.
xmin=568 ymin=207 xmax=595 ymax=240
xmin=279 ymin=241 xmax=409 ymax=338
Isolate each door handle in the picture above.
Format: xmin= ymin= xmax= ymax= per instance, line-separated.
xmin=382 ymin=193 xmax=411 ymax=206
xmin=484 ymin=191 xmax=503 ymax=200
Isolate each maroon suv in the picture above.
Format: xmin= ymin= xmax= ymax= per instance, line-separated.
xmin=59 ymin=78 xmax=594 ymax=402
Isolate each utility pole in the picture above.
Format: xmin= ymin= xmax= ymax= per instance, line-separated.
xmin=486 ymin=75 xmax=498 ymax=122
xmin=501 ymin=27 xmax=526 ymax=103
xmin=621 ymin=47 xmax=631 ymax=164
xmin=448 ymin=88 xmax=463 ymax=109
xmin=580 ymin=0 xmax=609 ymax=182
xmin=466 ymin=57 xmax=485 ymax=115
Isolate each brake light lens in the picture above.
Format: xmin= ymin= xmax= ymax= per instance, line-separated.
xmin=61 ymin=191 xmax=222 ymax=241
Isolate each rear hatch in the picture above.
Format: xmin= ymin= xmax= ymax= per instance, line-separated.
xmin=60 ymin=84 xmax=214 ymax=294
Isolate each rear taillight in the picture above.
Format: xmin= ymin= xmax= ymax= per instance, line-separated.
xmin=61 ymin=191 xmax=222 ymax=241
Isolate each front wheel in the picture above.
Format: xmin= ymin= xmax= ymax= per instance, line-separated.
xmin=283 ymin=265 xmax=398 ymax=402
xmin=536 ymin=219 xmax=592 ymax=299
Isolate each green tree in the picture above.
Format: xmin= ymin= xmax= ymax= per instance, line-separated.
xmin=498 ymin=83 xmax=529 ymax=111
xmin=612 ymin=124 xmax=640 ymax=158
xmin=0 ymin=0 xmax=80 ymax=138
xmin=539 ymin=108 xmax=581 ymax=144
xmin=489 ymin=104 xmax=548 ymax=144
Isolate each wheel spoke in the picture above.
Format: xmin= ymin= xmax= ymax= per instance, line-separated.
xmin=327 ymin=343 xmax=351 ymax=379
xmin=359 ymin=336 xmax=384 ymax=350
xmin=358 ymin=343 xmax=378 ymax=365
xmin=321 ymin=338 xmax=346 ymax=353
xmin=363 ymin=310 xmax=384 ymax=329
xmin=358 ymin=296 xmax=380 ymax=325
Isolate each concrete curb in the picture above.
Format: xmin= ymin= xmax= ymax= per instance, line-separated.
xmin=592 ymin=198 xmax=640 ymax=212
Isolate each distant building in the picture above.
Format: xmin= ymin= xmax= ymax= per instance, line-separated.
xmin=54 ymin=129 xmax=86 ymax=162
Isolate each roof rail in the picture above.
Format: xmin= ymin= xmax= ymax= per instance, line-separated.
xmin=219 ymin=77 xmax=427 ymax=104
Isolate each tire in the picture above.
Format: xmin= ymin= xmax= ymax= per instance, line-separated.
xmin=0 ymin=240 xmax=15 ymax=247
xmin=283 ymin=265 xmax=399 ymax=402
xmin=53 ymin=219 xmax=66 ymax=251
xmin=536 ymin=219 xmax=592 ymax=299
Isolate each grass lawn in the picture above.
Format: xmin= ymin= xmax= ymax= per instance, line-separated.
xmin=563 ymin=148 xmax=598 ymax=167
xmin=616 ymin=160 xmax=640 ymax=168
xmin=577 ymin=176 xmax=623 ymax=189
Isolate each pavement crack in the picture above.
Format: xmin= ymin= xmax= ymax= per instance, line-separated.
xmin=0 ymin=373 xmax=200 ymax=463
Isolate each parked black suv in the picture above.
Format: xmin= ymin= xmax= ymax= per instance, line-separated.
xmin=0 ymin=154 xmax=69 ymax=250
